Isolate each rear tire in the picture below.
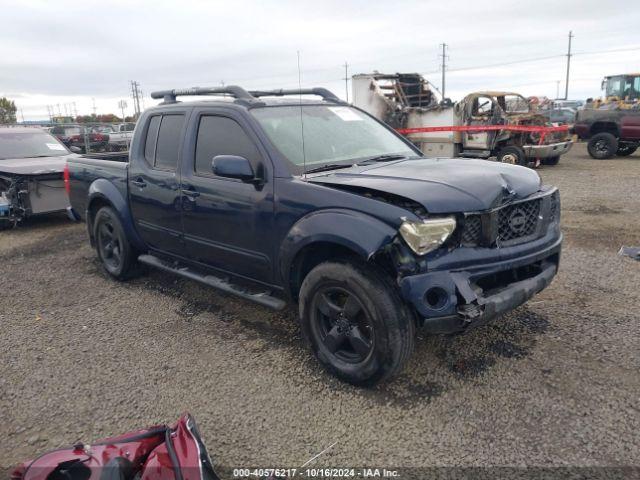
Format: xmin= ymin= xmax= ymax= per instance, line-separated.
xmin=616 ymin=144 xmax=637 ymax=157
xmin=496 ymin=146 xmax=527 ymax=166
xmin=299 ymin=261 xmax=415 ymax=386
xmin=587 ymin=132 xmax=618 ymax=159
xmin=94 ymin=206 xmax=139 ymax=280
xmin=542 ymin=155 xmax=560 ymax=166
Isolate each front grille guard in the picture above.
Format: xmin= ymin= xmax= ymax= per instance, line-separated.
xmin=459 ymin=189 xmax=559 ymax=248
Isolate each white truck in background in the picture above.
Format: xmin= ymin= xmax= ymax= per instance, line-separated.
xmin=104 ymin=123 xmax=136 ymax=150
xmin=352 ymin=73 xmax=572 ymax=166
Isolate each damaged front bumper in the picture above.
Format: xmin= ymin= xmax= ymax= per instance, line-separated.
xmin=522 ymin=141 xmax=572 ymax=159
xmin=399 ymin=231 xmax=562 ymax=334
xmin=0 ymin=173 xmax=68 ymax=226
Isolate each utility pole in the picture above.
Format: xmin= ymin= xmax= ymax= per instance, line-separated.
xmin=20 ymin=109 xmax=25 ymax=123
xmin=343 ymin=62 xmax=349 ymax=102
xmin=439 ymin=43 xmax=448 ymax=99
xmin=564 ymin=31 xmax=573 ymax=100
xmin=92 ymin=97 xmax=97 ymax=116
xmin=556 ymin=80 xmax=560 ymax=99
xmin=130 ymin=81 xmax=142 ymax=118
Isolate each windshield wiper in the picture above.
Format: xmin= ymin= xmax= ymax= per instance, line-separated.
xmin=304 ymin=163 xmax=353 ymax=174
xmin=356 ymin=154 xmax=408 ymax=165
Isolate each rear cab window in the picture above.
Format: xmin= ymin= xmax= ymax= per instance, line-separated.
xmin=143 ymin=114 xmax=185 ymax=171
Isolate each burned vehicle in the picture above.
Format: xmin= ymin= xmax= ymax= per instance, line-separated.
xmin=352 ymin=73 xmax=572 ymax=166
xmin=11 ymin=413 xmax=221 ymax=480
xmin=0 ymin=127 xmax=76 ymax=229
xmin=67 ymin=86 xmax=561 ymax=386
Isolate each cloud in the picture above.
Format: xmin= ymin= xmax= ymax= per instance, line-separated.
xmin=1 ymin=0 xmax=639 ymax=119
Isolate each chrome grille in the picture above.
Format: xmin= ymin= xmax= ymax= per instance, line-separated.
xmin=549 ymin=190 xmax=560 ymax=223
xmin=460 ymin=196 xmax=549 ymax=248
xmin=461 ymin=215 xmax=482 ymax=245
xmin=497 ymin=199 xmax=541 ymax=243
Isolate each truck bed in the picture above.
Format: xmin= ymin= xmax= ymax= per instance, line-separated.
xmin=81 ymin=151 xmax=129 ymax=162
xmin=67 ymin=154 xmax=129 ymax=221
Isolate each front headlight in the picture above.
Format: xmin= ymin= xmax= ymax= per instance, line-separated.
xmin=399 ymin=217 xmax=457 ymax=255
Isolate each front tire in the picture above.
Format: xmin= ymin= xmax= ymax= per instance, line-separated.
xmin=497 ymin=146 xmax=527 ymax=166
xmin=587 ymin=132 xmax=618 ymax=159
xmin=299 ymin=261 xmax=415 ymax=386
xmin=94 ymin=206 xmax=138 ymax=280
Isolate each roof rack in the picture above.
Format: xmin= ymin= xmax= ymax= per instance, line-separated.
xmin=150 ymin=86 xmax=343 ymax=105
xmin=150 ymin=86 xmax=258 ymax=105
xmin=249 ymin=88 xmax=343 ymax=103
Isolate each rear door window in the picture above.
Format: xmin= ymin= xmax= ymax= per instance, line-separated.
xmin=155 ymin=115 xmax=185 ymax=171
xmin=144 ymin=116 xmax=161 ymax=165
xmin=194 ymin=116 xmax=261 ymax=175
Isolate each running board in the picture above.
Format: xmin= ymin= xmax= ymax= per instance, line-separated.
xmin=137 ymin=254 xmax=286 ymax=310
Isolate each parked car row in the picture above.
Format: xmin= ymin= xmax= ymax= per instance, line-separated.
xmin=49 ymin=122 xmax=136 ymax=152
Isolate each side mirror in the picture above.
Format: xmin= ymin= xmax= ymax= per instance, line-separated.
xmin=69 ymin=146 xmax=82 ymax=154
xmin=212 ymin=155 xmax=257 ymax=182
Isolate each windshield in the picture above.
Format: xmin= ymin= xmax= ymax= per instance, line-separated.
xmin=251 ymin=105 xmax=416 ymax=174
xmin=0 ymin=129 xmax=69 ymax=159
xmin=606 ymin=75 xmax=640 ymax=100
xmin=502 ymin=95 xmax=530 ymax=113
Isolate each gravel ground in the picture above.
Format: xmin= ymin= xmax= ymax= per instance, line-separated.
xmin=1 ymin=143 xmax=639 ymax=476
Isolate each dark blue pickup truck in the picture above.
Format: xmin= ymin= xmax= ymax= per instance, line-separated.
xmin=67 ymin=86 xmax=562 ymax=386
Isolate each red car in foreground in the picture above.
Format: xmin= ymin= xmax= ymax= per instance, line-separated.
xmin=11 ymin=414 xmax=220 ymax=480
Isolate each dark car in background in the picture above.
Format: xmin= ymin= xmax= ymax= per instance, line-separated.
xmin=0 ymin=127 xmax=76 ymax=229
xmin=50 ymin=124 xmax=109 ymax=152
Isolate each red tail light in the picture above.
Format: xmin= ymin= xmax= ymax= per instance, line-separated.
xmin=63 ymin=163 xmax=71 ymax=196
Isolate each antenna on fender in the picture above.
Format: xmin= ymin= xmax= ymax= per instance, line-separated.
xmin=297 ymin=51 xmax=308 ymax=180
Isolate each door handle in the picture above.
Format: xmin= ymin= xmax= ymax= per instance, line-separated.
xmin=182 ymin=187 xmax=200 ymax=198
xmin=132 ymin=178 xmax=147 ymax=188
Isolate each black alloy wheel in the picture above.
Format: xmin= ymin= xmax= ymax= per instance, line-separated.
xmin=587 ymin=132 xmax=618 ymax=159
xmin=299 ymin=261 xmax=415 ymax=386
xmin=97 ymin=218 xmax=123 ymax=272
xmin=311 ymin=286 xmax=374 ymax=364
xmin=616 ymin=144 xmax=638 ymax=157
xmin=93 ymin=206 xmax=139 ymax=280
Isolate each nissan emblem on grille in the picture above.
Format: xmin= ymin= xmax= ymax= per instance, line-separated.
xmin=497 ymin=199 xmax=541 ymax=243
xmin=507 ymin=208 xmax=527 ymax=235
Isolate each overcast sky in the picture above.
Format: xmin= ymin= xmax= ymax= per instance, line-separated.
xmin=2 ymin=0 xmax=639 ymax=120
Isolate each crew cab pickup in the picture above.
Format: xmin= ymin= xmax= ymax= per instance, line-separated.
xmin=573 ymin=107 xmax=640 ymax=159
xmin=67 ymin=86 xmax=562 ymax=386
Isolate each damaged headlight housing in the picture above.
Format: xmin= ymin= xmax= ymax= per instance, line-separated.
xmin=399 ymin=217 xmax=457 ymax=255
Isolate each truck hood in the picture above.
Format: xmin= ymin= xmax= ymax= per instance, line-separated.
xmin=308 ymin=158 xmax=542 ymax=213
xmin=0 ymin=154 xmax=75 ymax=176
